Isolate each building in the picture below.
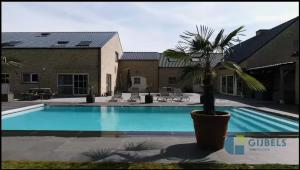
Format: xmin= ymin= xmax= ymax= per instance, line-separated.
xmin=2 ymin=32 xmax=123 ymax=97
xmin=2 ymin=16 xmax=298 ymax=104
xmin=216 ymin=16 xmax=299 ymax=104
xmin=118 ymin=52 xmax=222 ymax=93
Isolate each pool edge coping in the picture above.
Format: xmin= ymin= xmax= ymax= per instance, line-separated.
xmin=2 ymin=130 xmax=299 ymax=138
xmin=1 ymin=104 xmax=45 ymax=116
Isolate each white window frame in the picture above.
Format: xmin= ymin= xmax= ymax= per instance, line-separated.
xmin=220 ymin=75 xmax=235 ymax=95
xmin=57 ymin=73 xmax=89 ymax=95
xmin=23 ymin=73 xmax=39 ymax=83
xmin=133 ymin=77 xmax=141 ymax=85
xmin=1 ymin=73 xmax=9 ymax=84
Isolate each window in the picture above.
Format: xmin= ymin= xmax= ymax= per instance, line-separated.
xmin=57 ymin=41 xmax=69 ymax=44
xmin=58 ymin=74 xmax=88 ymax=95
xmin=74 ymin=75 xmax=88 ymax=94
xmin=52 ymin=41 xmax=69 ymax=47
xmin=221 ymin=76 xmax=226 ymax=93
xmin=227 ymin=76 xmax=234 ymax=94
xmin=221 ymin=75 xmax=234 ymax=94
xmin=236 ymin=76 xmax=242 ymax=96
xmin=115 ymin=52 xmax=119 ymax=62
xmin=35 ymin=33 xmax=50 ymax=37
xmin=23 ymin=73 xmax=39 ymax=83
xmin=168 ymin=77 xmax=176 ymax=85
xmin=134 ymin=77 xmax=141 ymax=84
xmin=58 ymin=75 xmax=73 ymax=95
xmin=76 ymin=41 xmax=92 ymax=47
xmin=41 ymin=33 xmax=50 ymax=36
xmin=1 ymin=73 xmax=9 ymax=83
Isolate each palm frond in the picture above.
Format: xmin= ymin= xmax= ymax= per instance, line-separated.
xmin=213 ymin=29 xmax=224 ymax=48
xmin=219 ymin=26 xmax=245 ymax=50
xmin=6 ymin=61 xmax=23 ymax=68
xmin=180 ymin=64 xmax=203 ymax=83
xmin=222 ymin=61 xmax=266 ymax=92
xmin=163 ymin=49 xmax=190 ymax=62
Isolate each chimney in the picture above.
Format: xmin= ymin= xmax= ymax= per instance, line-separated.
xmin=256 ymin=29 xmax=269 ymax=36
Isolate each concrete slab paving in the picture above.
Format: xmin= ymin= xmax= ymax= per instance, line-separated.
xmin=2 ymin=136 xmax=298 ymax=164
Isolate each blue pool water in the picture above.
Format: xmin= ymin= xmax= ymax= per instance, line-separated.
xmin=2 ymin=106 xmax=299 ymax=132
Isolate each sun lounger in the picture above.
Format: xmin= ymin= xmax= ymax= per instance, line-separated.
xmin=128 ymin=88 xmax=141 ymax=102
xmin=172 ymin=88 xmax=190 ymax=102
xmin=108 ymin=92 xmax=123 ymax=102
xmin=157 ymin=87 xmax=173 ymax=102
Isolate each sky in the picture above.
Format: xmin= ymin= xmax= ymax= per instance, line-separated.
xmin=2 ymin=2 xmax=299 ymax=52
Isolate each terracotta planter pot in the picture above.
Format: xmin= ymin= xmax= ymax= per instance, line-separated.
xmin=191 ymin=110 xmax=230 ymax=150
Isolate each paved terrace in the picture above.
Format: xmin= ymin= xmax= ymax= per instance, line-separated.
xmin=2 ymin=136 xmax=298 ymax=164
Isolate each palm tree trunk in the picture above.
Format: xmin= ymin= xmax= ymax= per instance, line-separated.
xmin=203 ymin=83 xmax=215 ymax=115
xmin=203 ymin=59 xmax=215 ymax=115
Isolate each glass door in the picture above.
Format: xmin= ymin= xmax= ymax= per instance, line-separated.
xmin=74 ymin=74 xmax=88 ymax=95
xmin=58 ymin=74 xmax=88 ymax=95
xmin=58 ymin=74 xmax=73 ymax=95
xmin=106 ymin=74 xmax=112 ymax=96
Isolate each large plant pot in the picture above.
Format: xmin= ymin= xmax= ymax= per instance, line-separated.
xmin=86 ymin=95 xmax=95 ymax=103
xmin=191 ymin=110 xmax=230 ymax=150
xmin=145 ymin=94 xmax=153 ymax=103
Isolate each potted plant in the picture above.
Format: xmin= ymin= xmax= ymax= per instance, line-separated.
xmin=86 ymin=85 xmax=95 ymax=103
xmin=145 ymin=85 xmax=153 ymax=103
xmin=163 ymin=25 xmax=265 ymax=150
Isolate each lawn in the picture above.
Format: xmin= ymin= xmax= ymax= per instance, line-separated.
xmin=2 ymin=161 xmax=299 ymax=169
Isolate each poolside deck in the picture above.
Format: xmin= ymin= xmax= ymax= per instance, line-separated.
xmin=2 ymin=136 xmax=298 ymax=164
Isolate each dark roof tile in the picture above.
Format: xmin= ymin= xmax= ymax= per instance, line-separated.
xmin=225 ymin=16 xmax=299 ymax=63
xmin=120 ymin=52 xmax=160 ymax=60
xmin=1 ymin=32 xmax=117 ymax=48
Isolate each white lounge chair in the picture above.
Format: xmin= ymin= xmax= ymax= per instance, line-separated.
xmin=128 ymin=88 xmax=141 ymax=102
xmin=157 ymin=87 xmax=173 ymax=102
xmin=172 ymin=88 xmax=190 ymax=102
xmin=108 ymin=92 xmax=123 ymax=102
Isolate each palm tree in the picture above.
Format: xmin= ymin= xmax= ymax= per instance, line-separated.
xmin=163 ymin=25 xmax=265 ymax=115
xmin=1 ymin=56 xmax=23 ymax=69
xmin=1 ymin=56 xmax=23 ymax=97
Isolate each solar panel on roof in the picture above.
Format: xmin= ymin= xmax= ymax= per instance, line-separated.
xmin=1 ymin=41 xmax=23 ymax=47
xmin=57 ymin=41 xmax=69 ymax=44
xmin=41 ymin=33 xmax=50 ymax=36
xmin=76 ymin=41 xmax=92 ymax=46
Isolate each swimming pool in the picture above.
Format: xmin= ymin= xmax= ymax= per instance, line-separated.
xmin=2 ymin=106 xmax=299 ymax=133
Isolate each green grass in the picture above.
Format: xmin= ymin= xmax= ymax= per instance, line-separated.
xmin=2 ymin=161 xmax=299 ymax=169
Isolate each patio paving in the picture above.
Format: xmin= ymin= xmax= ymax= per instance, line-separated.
xmin=2 ymin=136 xmax=298 ymax=164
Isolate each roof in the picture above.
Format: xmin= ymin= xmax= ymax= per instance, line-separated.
xmin=225 ymin=16 xmax=299 ymax=63
xmin=119 ymin=52 xmax=160 ymax=60
xmin=1 ymin=32 xmax=117 ymax=48
xmin=246 ymin=62 xmax=295 ymax=71
xmin=159 ymin=53 xmax=223 ymax=68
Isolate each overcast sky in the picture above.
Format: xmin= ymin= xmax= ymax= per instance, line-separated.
xmin=2 ymin=2 xmax=299 ymax=52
